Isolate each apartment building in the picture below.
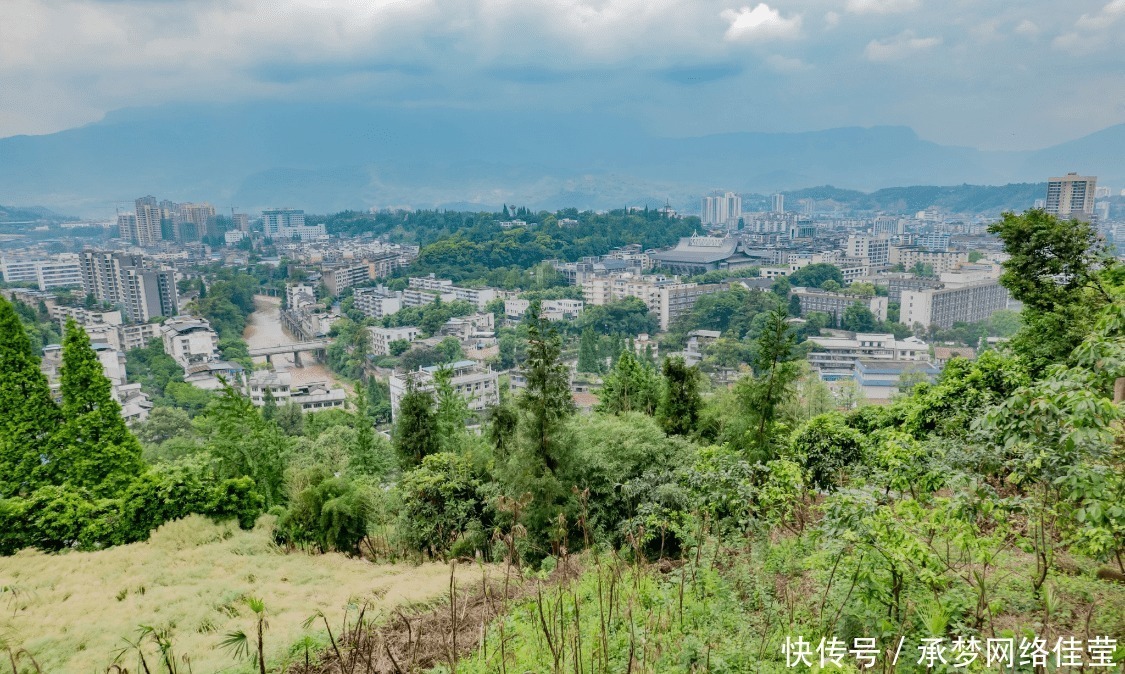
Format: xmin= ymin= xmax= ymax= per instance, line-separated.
xmin=889 ymin=247 xmax=968 ymax=275
xmin=389 ymin=360 xmax=500 ymax=420
xmin=504 ymin=298 xmax=584 ymax=322
xmin=370 ymin=325 xmax=421 ymax=356
xmin=79 ymin=251 xmax=178 ymax=323
xmin=1 ymin=254 xmax=83 ymax=290
xmin=846 ymin=234 xmax=890 ymax=267
xmin=262 ymin=208 xmax=305 ymax=237
xmin=900 ymin=280 xmax=1010 ymax=329
xmin=1045 ymin=173 xmax=1097 ymax=221
xmin=806 ymin=333 xmax=930 ymax=382
xmin=160 ymin=316 xmax=221 ymax=368
xmin=353 ymin=286 xmax=402 ymax=319
xmin=790 ymin=287 xmax=889 ymax=323
xmin=323 ymin=263 xmax=372 ymax=296
xmin=583 ymin=273 xmax=728 ymax=330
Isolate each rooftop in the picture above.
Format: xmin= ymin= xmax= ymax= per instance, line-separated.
xmin=650 ymin=235 xmax=739 ymax=264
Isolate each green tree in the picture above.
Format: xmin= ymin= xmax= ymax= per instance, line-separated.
xmin=518 ymin=302 xmax=575 ymax=473
xmin=598 ymin=349 xmax=660 ymax=415
xmin=393 ymin=376 xmax=439 ymax=468
xmin=55 ymin=320 xmax=144 ymax=496
xmin=433 ymin=366 xmax=470 ymax=453
xmin=731 ymin=306 xmax=800 ymax=459
xmin=988 ymin=209 xmax=1115 ymax=373
xmin=577 ymin=327 xmax=602 ymax=373
xmin=842 ymin=304 xmax=878 ymax=332
xmin=788 ymin=263 xmax=844 ymax=289
xmin=788 ymin=413 xmax=863 ymax=491
xmin=0 ymin=297 xmax=62 ymax=496
xmin=205 ymin=380 xmax=289 ymax=508
xmin=657 ymin=356 xmax=702 ymax=436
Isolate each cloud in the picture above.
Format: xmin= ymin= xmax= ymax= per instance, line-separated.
xmin=1013 ymin=19 xmax=1040 ymax=36
xmin=721 ymin=4 xmax=803 ymax=42
xmin=824 ymin=11 xmax=841 ymax=28
xmin=864 ymin=31 xmax=942 ymax=61
xmin=765 ymin=54 xmax=811 ymax=72
xmin=1053 ymin=0 xmax=1125 ymax=52
xmin=1074 ymin=0 xmax=1125 ymax=30
xmin=845 ymin=0 xmax=920 ymax=15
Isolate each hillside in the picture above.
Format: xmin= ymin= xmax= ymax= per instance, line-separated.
xmin=0 ymin=102 xmax=1120 ymax=216
xmin=0 ymin=516 xmax=474 ymax=672
xmin=783 ymin=183 xmax=1047 ymax=214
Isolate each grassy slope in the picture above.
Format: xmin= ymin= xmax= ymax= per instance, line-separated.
xmin=0 ymin=516 xmax=468 ymax=673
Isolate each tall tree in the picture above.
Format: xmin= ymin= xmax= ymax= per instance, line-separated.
xmin=393 ymin=376 xmax=439 ymax=467
xmin=576 ymin=327 xmax=602 ymax=373
xmin=988 ymin=209 xmax=1116 ymax=373
xmin=518 ymin=301 xmax=575 ymax=474
xmin=599 ymin=348 xmax=661 ymax=416
xmin=433 ymin=366 xmax=470 ymax=453
xmin=55 ymin=319 xmax=144 ymax=495
xmin=732 ymin=306 xmax=800 ymax=460
xmin=207 ymin=380 xmax=289 ymax=508
xmin=0 ymin=297 xmax=62 ymax=496
xmin=657 ymin=356 xmax=702 ymax=436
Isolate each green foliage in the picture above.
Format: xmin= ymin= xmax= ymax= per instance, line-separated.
xmin=203 ymin=381 xmax=289 ymax=508
xmin=841 ymin=303 xmax=878 ymax=332
xmin=396 ymin=452 xmax=493 ymax=558
xmin=788 ymin=413 xmax=864 ymax=491
xmin=597 ymin=348 xmax=660 ymax=415
xmin=574 ymin=297 xmax=658 ymax=337
xmin=126 ymin=338 xmax=186 ymax=403
xmin=576 ymin=327 xmax=602 ymax=373
xmin=788 ymin=263 xmax=844 ymax=289
xmin=0 ymin=296 xmax=62 ymax=497
xmin=275 ymin=467 xmax=374 ymax=554
xmin=393 ymin=376 xmax=439 ymax=468
xmin=657 ymin=356 xmax=701 ymax=436
xmin=55 ymin=320 xmax=144 ymax=496
xmin=727 ymin=306 xmax=801 ymax=459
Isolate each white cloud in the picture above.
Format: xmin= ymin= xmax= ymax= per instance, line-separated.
xmin=766 ymin=54 xmax=811 ymax=71
xmin=824 ymin=11 xmax=841 ymax=28
xmin=1014 ymin=19 xmax=1040 ymax=36
xmin=1074 ymin=0 xmax=1125 ymax=30
xmin=1053 ymin=0 xmax=1125 ymax=53
xmin=864 ymin=31 xmax=942 ymax=61
xmin=845 ymin=0 xmax=920 ymax=15
xmin=721 ymin=4 xmax=803 ymax=42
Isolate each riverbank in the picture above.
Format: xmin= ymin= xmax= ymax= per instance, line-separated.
xmin=243 ymin=294 xmax=351 ymax=393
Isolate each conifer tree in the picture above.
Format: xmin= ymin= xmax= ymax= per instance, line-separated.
xmin=208 ymin=379 xmax=288 ymax=508
xmin=657 ymin=356 xmax=702 ymax=436
xmin=518 ymin=301 xmax=575 ymax=474
xmin=433 ymin=366 xmax=470 ymax=453
xmin=261 ymin=386 xmax=277 ymax=421
xmin=0 ymin=297 xmax=62 ymax=496
xmin=55 ymin=319 xmax=143 ymax=496
xmin=576 ymin=327 xmax=601 ymax=373
xmin=598 ymin=349 xmax=660 ymax=415
xmin=393 ymin=375 xmax=439 ymax=467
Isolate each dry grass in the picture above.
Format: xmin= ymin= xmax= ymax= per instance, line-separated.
xmin=0 ymin=516 xmax=474 ymax=673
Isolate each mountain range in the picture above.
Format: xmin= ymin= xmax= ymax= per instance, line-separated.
xmin=0 ymin=103 xmax=1121 ymax=218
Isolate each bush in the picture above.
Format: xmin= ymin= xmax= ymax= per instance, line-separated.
xmin=274 ymin=468 xmax=372 ymax=554
xmin=396 ymin=452 xmax=494 ymax=558
xmin=788 ymin=413 xmax=864 ymax=491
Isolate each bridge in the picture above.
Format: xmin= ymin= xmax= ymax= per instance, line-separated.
xmin=248 ymin=339 xmax=332 ymax=366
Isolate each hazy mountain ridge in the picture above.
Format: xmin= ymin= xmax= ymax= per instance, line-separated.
xmin=0 ymin=103 xmax=1119 ymax=217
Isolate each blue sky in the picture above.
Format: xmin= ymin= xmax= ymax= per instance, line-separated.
xmin=1 ymin=0 xmax=1123 ymax=149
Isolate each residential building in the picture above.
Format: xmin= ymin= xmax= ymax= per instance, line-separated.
xmin=0 ymin=255 xmax=83 ymax=290
xmin=134 ymin=196 xmax=164 ymax=245
xmin=323 ymin=263 xmax=372 ymax=296
xmin=933 ymin=345 xmax=977 ymax=368
xmin=79 ymin=251 xmax=178 ymax=323
xmin=790 ymin=287 xmax=888 ymax=323
xmin=353 ymin=286 xmax=403 ymax=319
xmin=389 ymin=360 xmax=500 ymax=420
xmin=262 ymin=208 xmax=306 ymax=237
xmin=846 ymin=234 xmax=890 ymax=267
xmin=0 ymin=256 xmax=39 ymax=283
xmin=1045 ymin=173 xmax=1097 ymax=221
xmin=160 ymin=316 xmax=221 ymax=368
xmin=402 ymin=286 xmax=456 ymax=308
xmin=854 ymin=359 xmax=941 ymax=401
xmin=806 ymin=333 xmax=930 ymax=382
xmin=285 ymin=283 xmax=317 ymax=310
xmin=246 ymin=369 xmax=293 ymax=406
xmin=583 ymin=273 xmax=728 ymax=330
xmin=370 ymin=325 xmax=421 ymax=356
xmin=771 ymin=193 xmax=785 ymax=213
xmin=872 ymin=216 xmax=903 ymax=236
xmin=701 ymin=192 xmax=742 ymax=229
xmin=174 ymin=202 xmax=216 ymax=241
xmin=120 ymin=323 xmax=159 ymax=351
xmin=900 ymin=280 xmax=1010 ymax=329
xmin=40 ymin=342 xmax=152 ymax=421
xmin=276 ymin=224 xmax=327 ymax=241
xmin=914 ymin=233 xmax=951 ymax=251
xmin=184 ymin=361 xmax=246 ymax=391
xmin=864 ymin=273 xmax=943 ymax=303
xmin=452 ymin=285 xmax=499 ymax=310
xmin=889 ymin=247 xmax=968 ymax=275
xmin=232 ymin=213 xmax=250 ymax=231
xmin=504 ymin=298 xmax=584 ymax=322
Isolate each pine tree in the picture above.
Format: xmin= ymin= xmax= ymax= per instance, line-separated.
xmin=433 ymin=366 xmax=470 ymax=453
xmin=261 ymin=387 xmax=277 ymax=421
xmin=0 ymin=297 xmax=62 ymax=496
xmin=657 ymin=356 xmax=701 ymax=436
xmin=55 ymin=319 xmax=144 ymax=496
xmin=518 ymin=301 xmax=575 ymax=473
xmin=486 ymin=401 xmax=519 ymax=459
xmin=351 ymin=381 xmax=384 ymax=476
xmin=576 ymin=327 xmax=602 ymax=373
xmin=393 ymin=375 xmax=438 ymax=468
xmin=208 ymin=379 xmax=288 ymax=508
xmin=598 ymin=349 xmax=660 ymax=415
xmin=733 ymin=306 xmax=800 ymax=459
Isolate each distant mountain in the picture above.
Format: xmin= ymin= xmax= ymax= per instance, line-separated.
xmin=783 ymin=183 xmax=1047 ymax=215
xmin=0 ymin=102 xmax=1120 ymax=217
xmin=0 ymin=204 xmax=74 ymax=223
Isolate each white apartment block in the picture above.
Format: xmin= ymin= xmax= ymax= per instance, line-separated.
xmin=160 ymin=316 xmax=221 ymax=368
xmin=1 ymin=254 xmax=83 ymax=290
xmin=262 ymin=208 xmax=305 ymax=236
xmin=370 ymin=325 xmax=421 ymax=356
xmin=286 ymin=283 xmax=317 ymax=310
xmin=900 ymin=281 xmax=1010 ymax=330
xmin=353 ymin=286 xmax=402 ymax=319
xmin=324 ymin=263 xmax=372 ymax=296
xmin=889 ymin=247 xmax=968 ymax=275
xmin=806 ymin=333 xmax=930 ymax=382
xmin=276 ymin=224 xmax=327 ymax=241
xmin=389 ymin=360 xmax=500 ymax=421
xmin=790 ymin=287 xmax=889 ymax=323
xmin=409 ymin=276 xmax=454 ymax=291
xmin=452 ymin=286 xmax=498 ymax=310
xmin=504 ymin=298 xmax=584 ymax=322
xmin=582 ymin=273 xmax=727 ymax=330
xmin=402 ymin=287 xmax=456 ymax=308
xmin=846 ymin=234 xmax=890 ymax=267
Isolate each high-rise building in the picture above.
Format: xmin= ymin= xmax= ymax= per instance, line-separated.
xmin=175 ymin=202 xmax=216 ymax=241
xmin=1045 ymin=173 xmax=1097 ymax=221
xmin=700 ymin=192 xmax=741 ymax=229
xmin=262 ymin=208 xmax=305 ymax=236
xmin=232 ymin=213 xmax=250 ymax=231
xmin=79 ymin=251 xmax=178 ymax=323
xmin=771 ymin=193 xmax=785 ymax=214
xmin=134 ymin=196 xmax=164 ymax=245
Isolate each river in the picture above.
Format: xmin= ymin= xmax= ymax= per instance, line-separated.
xmin=243 ymin=294 xmax=350 ymax=392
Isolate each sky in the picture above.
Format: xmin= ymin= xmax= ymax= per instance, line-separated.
xmin=1 ymin=0 xmax=1124 ymax=150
